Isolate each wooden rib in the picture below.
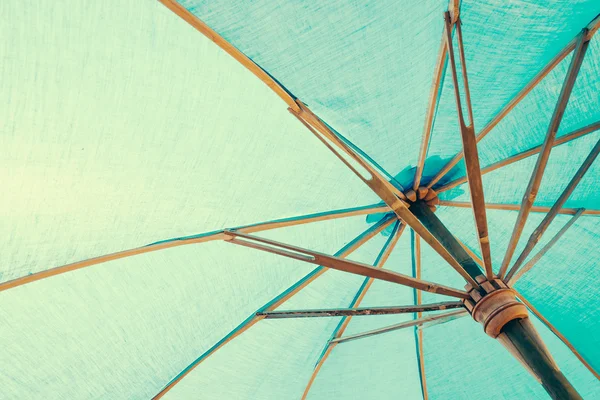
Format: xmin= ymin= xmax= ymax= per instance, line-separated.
xmin=414 ymin=33 xmax=448 ymax=190
xmin=448 ymin=0 xmax=460 ymax=22
xmin=498 ymin=31 xmax=590 ymax=278
xmin=152 ymin=314 xmax=262 ymax=399
xmin=444 ymin=13 xmax=493 ymax=279
xmin=225 ymin=231 xmax=469 ymax=299
xmin=291 ymin=106 xmax=479 ymax=287
xmin=438 ymin=121 xmax=600 ymax=193
xmin=508 ymin=209 xmax=585 ymax=284
xmin=159 ymin=0 xmax=298 ymax=110
xmin=0 ymin=203 xmax=388 ymax=293
xmin=506 ymin=137 xmax=600 ymax=280
xmin=265 ymin=216 xmax=396 ymax=311
xmin=440 ymin=200 xmax=600 ymax=216
xmin=414 ymin=235 xmax=429 ymax=400
xmin=585 ymin=13 xmax=600 ymax=40
xmin=427 ymin=15 xmax=600 ymax=189
xmin=515 ymin=292 xmax=600 ymax=380
xmin=301 ymin=222 xmax=404 ymax=399
xmin=291 ymin=105 xmax=406 ymax=199
xmin=258 ymin=301 xmax=463 ymax=319
xmin=152 ymin=215 xmax=393 ymax=399
xmin=331 ymin=310 xmax=467 ymax=344
xmin=457 ymin=238 xmax=484 ymax=268
xmin=301 ymin=345 xmax=334 ymax=400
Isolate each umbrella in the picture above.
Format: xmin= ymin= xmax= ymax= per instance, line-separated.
xmin=1 ymin=0 xmax=599 ymax=398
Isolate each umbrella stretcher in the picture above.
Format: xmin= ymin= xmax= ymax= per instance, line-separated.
xmin=2 ymin=1 xmax=599 ymax=399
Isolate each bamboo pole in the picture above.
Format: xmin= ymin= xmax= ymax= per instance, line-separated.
xmin=414 ymin=234 xmax=429 ymax=400
xmin=516 ymin=292 xmax=600 ymax=380
xmin=498 ymin=30 xmax=590 ymax=278
xmin=291 ymin=106 xmax=480 ymax=287
xmin=152 ymin=215 xmax=394 ymax=399
xmin=331 ymin=310 xmax=467 ymax=344
xmin=410 ymin=198 xmax=581 ymax=399
xmin=443 ymin=13 xmax=493 ymax=279
xmin=506 ymin=137 xmax=600 ymax=280
xmin=414 ymin=33 xmax=448 ymax=190
xmin=427 ymin=14 xmax=600 ymax=189
xmin=257 ymin=301 xmax=463 ymax=319
xmin=508 ymin=209 xmax=585 ymax=284
xmin=437 ymin=121 xmax=600 ymax=193
xmin=440 ymin=201 xmax=600 ymax=216
xmin=224 ymin=230 xmax=470 ymax=299
xmin=499 ymin=319 xmax=582 ymax=399
xmin=410 ymin=201 xmax=483 ymax=280
xmin=158 ymin=0 xmax=299 ymax=110
xmin=0 ymin=203 xmax=387 ymax=292
xmin=301 ymin=222 xmax=404 ymax=399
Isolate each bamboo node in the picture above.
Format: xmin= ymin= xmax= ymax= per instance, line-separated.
xmin=462 ymin=278 xmax=528 ymax=338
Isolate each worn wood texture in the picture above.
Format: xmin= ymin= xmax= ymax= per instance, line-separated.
xmin=506 ymin=137 xmax=600 ymax=280
xmin=414 ymin=235 xmax=429 ymax=400
xmin=508 ymin=209 xmax=585 ymax=284
xmin=152 ymin=216 xmax=394 ymax=399
xmin=499 ymin=29 xmax=589 ymax=277
xmin=159 ymin=0 xmax=298 ymax=110
xmin=443 ymin=13 xmax=493 ymax=279
xmin=291 ymin=106 xmax=479 ymax=287
xmin=331 ymin=310 xmax=467 ymax=344
xmin=301 ymin=222 xmax=405 ymax=400
xmin=499 ymin=318 xmax=582 ymax=400
xmin=414 ymin=33 xmax=447 ymax=190
xmin=0 ymin=203 xmax=387 ymax=293
xmin=224 ymin=230 xmax=469 ymax=299
xmin=440 ymin=200 xmax=600 ymax=216
xmin=410 ymin=201 xmax=483 ymax=280
xmin=499 ymin=30 xmax=590 ymax=278
xmin=438 ymin=121 xmax=600 ymax=193
xmin=257 ymin=301 xmax=464 ymax=319
xmin=516 ymin=292 xmax=600 ymax=380
xmin=428 ymin=15 xmax=600 ymax=189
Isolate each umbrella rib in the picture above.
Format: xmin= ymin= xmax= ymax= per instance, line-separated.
xmin=444 ymin=13 xmax=493 ymax=279
xmin=457 ymin=238 xmax=485 ymax=267
xmin=301 ymin=222 xmax=403 ymax=399
xmin=437 ymin=121 xmax=600 ymax=193
xmin=499 ymin=30 xmax=591 ymax=278
xmin=224 ymin=230 xmax=469 ymax=299
xmin=427 ymin=13 xmax=600 ymax=189
xmin=331 ymin=309 xmax=468 ymax=345
xmin=162 ymin=0 xmax=481 ymax=287
xmin=158 ymin=0 xmax=299 ymax=111
xmin=291 ymin=106 xmax=479 ymax=287
xmin=257 ymin=301 xmax=463 ymax=319
xmin=515 ymin=292 xmax=600 ymax=380
xmin=0 ymin=203 xmax=388 ymax=292
xmin=151 ymin=214 xmax=394 ymax=399
xmin=412 ymin=233 xmax=429 ymax=400
xmin=506 ymin=137 xmax=600 ymax=281
xmin=440 ymin=200 xmax=600 ymax=216
xmin=508 ymin=209 xmax=585 ymax=285
xmin=290 ymin=105 xmax=407 ymax=200
xmin=413 ymin=31 xmax=448 ymax=190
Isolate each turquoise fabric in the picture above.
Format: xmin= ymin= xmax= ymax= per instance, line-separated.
xmin=2 ymin=0 xmax=600 ymax=399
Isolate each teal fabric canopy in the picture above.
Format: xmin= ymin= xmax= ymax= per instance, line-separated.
xmin=1 ymin=0 xmax=599 ymax=398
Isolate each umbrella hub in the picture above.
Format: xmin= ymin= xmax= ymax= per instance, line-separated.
xmin=403 ymin=186 xmax=440 ymax=212
xmin=462 ymin=276 xmax=528 ymax=338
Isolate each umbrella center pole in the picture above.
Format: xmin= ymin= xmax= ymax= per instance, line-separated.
xmin=462 ymin=278 xmax=581 ymax=400
xmin=462 ymin=277 xmax=528 ymax=338
xmin=408 ymin=199 xmax=582 ymax=400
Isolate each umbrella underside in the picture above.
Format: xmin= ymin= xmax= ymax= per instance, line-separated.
xmin=1 ymin=0 xmax=600 ymax=399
